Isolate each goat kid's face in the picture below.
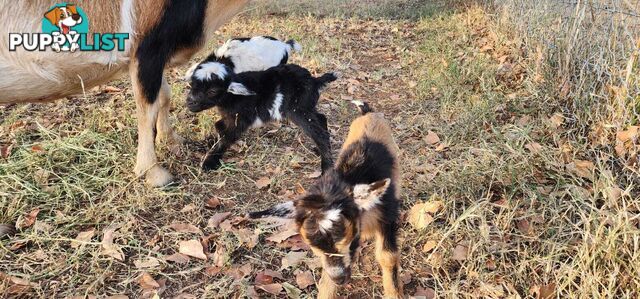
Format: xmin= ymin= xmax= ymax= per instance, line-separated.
xmin=185 ymin=61 xmax=256 ymax=113
xmin=250 ymin=173 xmax=391 ymax=285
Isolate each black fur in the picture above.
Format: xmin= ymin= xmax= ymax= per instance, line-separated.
xmin=186 ymin=63 xmax=337 ymax=172
xmin=137 ymin=0 xmax=208 ymax=103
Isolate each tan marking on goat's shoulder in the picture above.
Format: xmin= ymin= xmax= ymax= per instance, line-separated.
xmin=360 ymin=207 xmax=383 ymax=240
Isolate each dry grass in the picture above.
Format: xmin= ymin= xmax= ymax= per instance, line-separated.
xmin=1 ymin=1 xmax=639 ymax=298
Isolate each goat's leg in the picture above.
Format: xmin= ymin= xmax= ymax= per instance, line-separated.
xmin=375 ymin=228 xmax=403 ymax=299
xmin=156 ymin=76 xmax=185 ymax=147
xmin=202 ymin=118 xmax=247 ymax=171
xmin=317 ymin=268 xmax=339 ymax=299
xmin=289 ymin=111 xmax=333 ymax=172
xmin=130 ymin=62 xmax=175 ymax=187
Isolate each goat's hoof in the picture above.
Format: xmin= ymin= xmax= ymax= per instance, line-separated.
xmin=0 ymin=224 xmax=16 ymax=239
xmin=201 ymin=159 xmax=222 ymax=171
xmin=145 ymin=166 xmax=175 ymax=187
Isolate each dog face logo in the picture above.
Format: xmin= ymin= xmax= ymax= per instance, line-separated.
xmin=44 ymin=4 xmax=83 ymax=34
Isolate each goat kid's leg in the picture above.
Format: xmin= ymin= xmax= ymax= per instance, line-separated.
xmin=317 ymin=269 xmax=339 ymax=299
xmin=290 ymin=111 xmax=333 ymax=172
xmin=156 ymin=77 xmax=185 ymax=147
xmin=130 ymin=63 xmax=174 ymax=187
xmin=375 ymin=231 xmax=403 ymax=299
xmin=202 ymin=119 xmax=246 ymax=171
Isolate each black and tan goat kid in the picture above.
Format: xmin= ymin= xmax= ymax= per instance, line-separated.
xmin=1 ymin=1 xmax=250 ymax=187
xmin=249 ymin=101 xmax=403 ymax=299
xmin=185 ymin=62 xmax=337 ymax=171
xmin=185 ymin=35 xmax=302 ymax=78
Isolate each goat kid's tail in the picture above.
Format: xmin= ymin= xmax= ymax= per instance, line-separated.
xmin=351 ymin=100 xmax=373 ymax=115
xmin=315 ymin=72 xmax=339 ymax=90
xmin=286 ymin=39 xmax=303 ymax=53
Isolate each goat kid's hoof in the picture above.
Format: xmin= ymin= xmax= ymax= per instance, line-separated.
xmin=201 ymin=158 xmax=222 ymax=171
xmin=144 ymin=166 xmax=175 ymax=187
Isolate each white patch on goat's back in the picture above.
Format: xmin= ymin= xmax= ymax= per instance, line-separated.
xmin=319 ymin=209 xmax=341 ymax=232
xmin=269 ymin=93 xmax=284 ymax=121
xmin=216 ymin=36 xmax=289 ymax=73
xmin=353 ymin=184 xmax=381 ymax=211
xmin=194 ymin=62 xmax=227 ymax=81
xmin=120 ymin=0 xmax=136 ymax=53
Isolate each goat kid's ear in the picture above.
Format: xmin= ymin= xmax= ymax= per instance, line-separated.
xmin=183 ymin=63 xmax=199 ymax=81
xmin=353 ymin=178 xmax=391 ymax=211
xmin=247 ymin=201 xmax=295 ymax=220
xmin=227 ymin=82 xmax=256 ymax=96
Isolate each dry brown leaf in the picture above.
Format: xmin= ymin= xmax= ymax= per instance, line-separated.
xmin=306 ymin=171 xmax=322 ymax=179
xmin=413 ymin=287 xmax=436 ymax=299
xmin=16 ymin=208 xmax=40 ymax=230
xmin=255 ymin=177 xmax=272 ymax=190
xmin=134 ymin=257 xmax=160 ymax=269
xmin=408 ymin=203 xmax=436 ymax=229
xmin=255 ymin=270 xmax=284 ymax=285
xmin=525 ymin=142 xmax=543 ymax=154
xmin=0 ymin=144 xmax=13 ymax=159
xmin=295 ymin=270 xmax=315 ymax=289
xmin=31 ymin=145 xmax=45 ymax=153
xmin=205 ymin=197 xmax=221 ymax=209
xmin=517 ymin=219 xmax=532 ymax=235
xmin=207 ymin=212 xmax=231 ymax=228
xmin=71 ymin=229 xmax=95 ymax=249
xmin=103 ymin=86 xmax=122 ymax=93
xmin=235 ymin=228 xmax=259 ymax=249
xmin=212 ymin=245 xmax=227 ymax=267
xmin=170 ymin=222 xmax=202 ymax=234
xmin=138 ymin=272 xmax=160 ymax=290
xmin=101 ymin=224 xmax=124 ymax=261
xmin=281 ymin=251 xmax=307 ymax=270
xmin=616 ymin=126 xmax=639 ymax=142
xmin=164 ymin=253 xmax=190 ymax=264
xmin=266 ymin=227 xmax=299 ymax=244
xmin=452 ymin=244 xmax=469 ymax=261
xmin=179 ymin=240 xmax=207 ymax=260
xmin=422 ymin=240 xmax=437 ymax=253
xmin=486 ymin=258 xmax=497 ymax=270
xmin=258 ymin=283 xmax=283 ymax=296
xmin=549 ymin=113 xmax=564 ymax=128
xmin=567 ymin=160 xmax=595 ymax=179
xmin=538 ymin=283 xmax=556 ymax=299
xmin=180 ymin=204 xmax=196 ymax=213
xmin=424 ymin=130 xmax=440 ymax=145
xmin=225 ymin=263 xmax=253 ymax=280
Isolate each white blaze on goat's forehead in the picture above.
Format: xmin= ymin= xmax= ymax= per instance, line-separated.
xmin=269 ymin=93 xmax=284 ymax=121
xmin=318 ymin=209 xmax=342 ymax=232
xmin=194 ymin=62 xmax=227 ymax=81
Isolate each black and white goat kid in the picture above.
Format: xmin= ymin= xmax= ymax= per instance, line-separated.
xmin=185 ymin=36 xmax=302 ymax=79
xmin=249 ymin=102 xmax=403 ymax=299
xmin=186 ymin=62 xmax=337 ymax=171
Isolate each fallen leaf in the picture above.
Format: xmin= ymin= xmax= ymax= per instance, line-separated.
xmin=525 ymin=142 xmax=543 ymax=154
xmin=0 ymin=144 xmax=13 ymax=159
xmin=267 ymin=227 xmax=299 ymax=244
xmin=225 ymin=263 xmax=253 ymax=280
xmin=306 ymin=171 xmax=322 ymax=179
xmin=278 ymin=234 xmax=311 ymax=251
xmin=164 ymin=253 xmax=190 ymax=264
xmin=413 ymin=287 xmax=435 ymax=299
xmin=258 ymin=283 xmax=283 ymax=296
xmin=255 ymin=270 xmax=284 ymax=285
xmin=516 ymin=219 xmax=532 ymax=235
xmin=205 ymin=197 xmax=221 ymax=209
xmin=486 ymin=258 xmax=497 ymax=270
xmin=282 ymin=282 xmax=302 ymax=299
xmin=424 ymin=131 xmax=440 ymax=145
xmin=101 ymin=224 xmax=124 ymax=261
xmin=138 ymin=272 xmax=160 ymax=290
xmin=207 ymin=212 xmax=231 ymax=228
xmin=103 ymin=86 xmax=122 ymax=93
xmin=567 ymin=160 xmax=595 ymax=179
xmin=281 ymin=251 xmax=307 ymax=270
xmin=452 ymin=244 xmax=469 ymax=261
xmin=180 ymin=204 xmax=196 ymax=213
xmin=179 ymin=240 xmax=207 ymax=260
xmin=549 ymin=113 xmax=564 ymax=128
xmin=134 ymin=257 xmax=160 ymax=269
xmin=538 ymin=283 xmax=556 ymax=299
xmin=255 ymin=177 xmax=272 ymax=190
xmin=616 ymin=126 xmax=639 ymax=142
xmin=16 ymin=208 xmax=40 ymax=230
xmin=295 ymin=270 xmax=315 ymax=289
xmin=212 ymin=245 xmax=227 ymax=267
xmin=71 ymin=229 xmax=95 ymax=248
xmin=295 ymin=183 xmax=306 ymax=194
xmin=31 ymin=145 xmax=45 ymax=153
xmin=422 ymin=240 xmax=438 ymax=253
xmin=205 ymin=266 xmax=223 ymax=276
xmin=235 ymin=228 xmax=259 ymax=249
xmin=170 ymin=222 xmax=202 ymax=234
xmin=408 ymin=203 xmax=436 ymax=229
